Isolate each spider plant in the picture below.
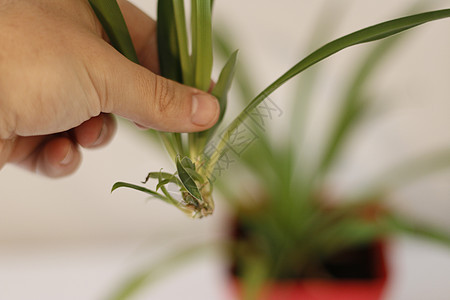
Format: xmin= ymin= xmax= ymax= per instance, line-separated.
xmin=88 ymin=0 xmax=450 ymax=219
xmin=212 ymin=20 xmax=450 ymax=297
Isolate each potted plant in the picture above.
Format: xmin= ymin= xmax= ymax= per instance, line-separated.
xmin=211 ymin=14 xmax=450 ymax=297
xmin=86 ymin=1 xmax=450 ymax=299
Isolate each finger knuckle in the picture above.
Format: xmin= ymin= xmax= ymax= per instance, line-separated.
xmin=152 ymin=74 xmax=176 ymax=115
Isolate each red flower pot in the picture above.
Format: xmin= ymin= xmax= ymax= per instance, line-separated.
xmin=232 ymin=243 xmax=388 ymax=300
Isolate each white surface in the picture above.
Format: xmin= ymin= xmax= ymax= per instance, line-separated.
xmin=1 ymin=0 xmax=450 ymax=299
xmin=386 ymin=237 xmax=450 ymax=300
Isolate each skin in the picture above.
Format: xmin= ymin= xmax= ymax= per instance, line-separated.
xmin=0 ymin=0 xmax=219 ymax=177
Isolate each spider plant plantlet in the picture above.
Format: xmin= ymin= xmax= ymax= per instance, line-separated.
xmin=88 ymin=0 xmax=450 ymax=218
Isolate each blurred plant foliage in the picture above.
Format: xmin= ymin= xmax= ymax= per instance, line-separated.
xmin=212 ymin=4 xmax=450 ymax=298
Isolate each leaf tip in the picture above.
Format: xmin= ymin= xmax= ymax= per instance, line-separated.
xmin=111 ymin=182 xmax=124 ymax=193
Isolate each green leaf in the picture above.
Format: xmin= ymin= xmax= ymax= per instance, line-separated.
xmin=176 ymin=156 xmax=203 ymax=201
xmin=157 ymin=0 xmax=182 ymax=81
xmin=211 ymin=51 xmax=239 ymax=127
xmin=88 ymin=0 xmax=139 ymax=63
xmin=107 ymin=242 xmax=218 ymax=300
xmin=205 ymin=9 xmax=450 ymax=172
xmin=185 ymin=167 xmax=205 ymax=184
xmin=289 ymin=0 xmax=347 ymax=139
xmin=142 ymin=171 xmax=182 ymax=187
xmin=213 ymin=28 xmax=255 ymax=106
xmin=191 ymin=0 xmax=213 ymax=91
xmin=172 ymin=0 xmax=193 ymax=85
xmin=156 ymin=179 xmax=171 ymax=191
xmin=190 ymin=0 xmax=197 ymax=76
xmin=240 ymin=255 xmax=270 ymax=300
xmin=198 ymin=50 xmax=238 ymax=145
xmin=386 ymin=215 xmax=450 ymax=246
xmin=179 ymin=156 xmax=208 ymax=184
xmin=181 ymin=156 xmax=196 ymax=170
xmin=317 ymin=30 xmax=408 ymax=177
xmin=351 ymin=149 xmax=450 ymax=201
xmin=111 ymin=182 xmax=169 ymax=203
xmin=319 ymin=218 xmax=388 ymax=257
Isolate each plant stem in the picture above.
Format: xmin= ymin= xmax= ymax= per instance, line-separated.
xmin=188 ymin=133 xmax=199 ymax=160
xmin=160 ymin=185 xmax=179 ymax=207
xmin=159 ymin=133 xmax=178 ymax=161
xmin=172 ymin=133 xmax=185 ymax=156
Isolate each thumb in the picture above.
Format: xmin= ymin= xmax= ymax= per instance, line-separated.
xmin=95 ymin=50 xmax=220 ymax=133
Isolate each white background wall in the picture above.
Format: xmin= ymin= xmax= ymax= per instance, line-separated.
xmin=0 ymin=0 xmax=450 ymax=299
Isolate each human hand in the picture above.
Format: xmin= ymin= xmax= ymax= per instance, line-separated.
xmin=0 ymin=0 xmax=219 ymax=177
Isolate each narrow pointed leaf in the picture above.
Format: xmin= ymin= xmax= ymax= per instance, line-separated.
xmin=212 ymin=50 xmax=239 ymax=126
xmin=88 ymin=0 xmax=138 ymax=63
xmin=213 ymin=29 xmax=255 ymax=106
xmin=197 ymin=50 xmax=238 ymax=146
xmin=176 ymin=156 xmax=203 ymax=201
xmin=111 ymin=182 xmax=169 ymax=203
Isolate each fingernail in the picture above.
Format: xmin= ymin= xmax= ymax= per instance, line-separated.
xmin=60 ymin=145 xmax=73 ymax=165
xmin=191 ymin=94 xmax=219 ymax=127
xmin=92 ymin=121 xmax=108 ymax=146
